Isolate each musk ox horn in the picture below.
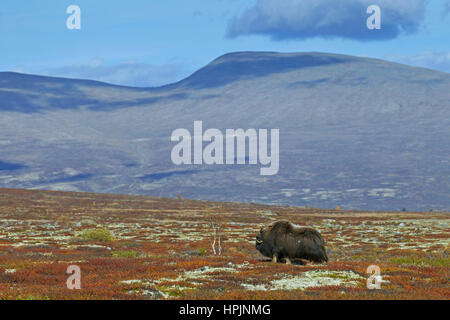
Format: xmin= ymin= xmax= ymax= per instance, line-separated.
xmin=255 ymin=220 xmax=328 ymax=264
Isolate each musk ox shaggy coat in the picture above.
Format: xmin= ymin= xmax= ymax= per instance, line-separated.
xmin=256 ymin=220 xmax=328 ymax=264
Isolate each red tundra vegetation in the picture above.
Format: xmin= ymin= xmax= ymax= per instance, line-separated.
xmin=0 ymin=188 xmax=448 ymax=300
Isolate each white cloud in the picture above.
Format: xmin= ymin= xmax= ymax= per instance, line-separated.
xmin=227 ymin=0 xmax=428 ymax=41
xmin=40 ymin=58 xmax=186 ymax=87
xmin=384 ymin=51 xmax=450 ymax=73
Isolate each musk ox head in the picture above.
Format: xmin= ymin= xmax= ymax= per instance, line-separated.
xmin=256 ymin=220 xmax=328 ymax=264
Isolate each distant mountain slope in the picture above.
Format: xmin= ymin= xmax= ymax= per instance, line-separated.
xmin=0 ymin=71 xmax=186 ymax=113
xmin=0 ymin=52 xmax=449 ymax=211
xmin=166 ymin=51 xmax=352 ymax=89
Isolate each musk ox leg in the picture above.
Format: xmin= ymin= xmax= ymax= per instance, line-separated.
xmin=272 ymin=255 xmax=278 ymax=263
xmin=285 ymin=257 xmax=292 ymax=265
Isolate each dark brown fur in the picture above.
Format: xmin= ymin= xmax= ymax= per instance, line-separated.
xmin=255 ymin=220 xmax=328 ymax=264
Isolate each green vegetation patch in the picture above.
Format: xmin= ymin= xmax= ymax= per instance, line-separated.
xmin=111 ymin=250 xmax=139 ymax=258
xmin=390 ymin=256 xmax=450 ymax=268
xmin=80 ymin=228 xmax=114 ymax=242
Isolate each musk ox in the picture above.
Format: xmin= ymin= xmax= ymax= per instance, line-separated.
xmin=255 ymin=220 xmax=328 ymax=264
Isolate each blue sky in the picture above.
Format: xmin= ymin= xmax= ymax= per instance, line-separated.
xmin=1 ymin=0 xmax=449 ymax=87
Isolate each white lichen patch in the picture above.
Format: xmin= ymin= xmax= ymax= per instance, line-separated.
xmin=120 ymin=279 xmax=143 ymax=285
xmin=157 ymin=265 xmax=239 ymax=284
xmin=120 ymin=264 xmax=252 ymax=298
xmin=242 ymin=270 xmax=364 ymax=291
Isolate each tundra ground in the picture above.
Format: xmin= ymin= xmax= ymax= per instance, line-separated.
xmin=0 ymin=188 xmax=448 ymax=300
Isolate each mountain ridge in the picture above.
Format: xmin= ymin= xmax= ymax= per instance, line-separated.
xmin=2 ymin=51 xmax=449 ymax=93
